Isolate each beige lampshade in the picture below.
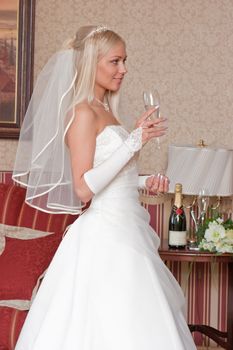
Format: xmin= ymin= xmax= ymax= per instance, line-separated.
xmin=166 ymin=144 xmax=233 ymax=196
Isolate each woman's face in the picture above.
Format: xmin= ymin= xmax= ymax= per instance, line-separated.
xmin=95 ymin=41 xmax=127 ymax=94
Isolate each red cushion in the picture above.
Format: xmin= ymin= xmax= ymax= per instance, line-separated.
xmin=0 ymin=307 xmax=27 ymax=350
xmin=0 ymin=185 xmax=25 ymax=226
xmin=0 ymin=233 xmax=63 ymax=300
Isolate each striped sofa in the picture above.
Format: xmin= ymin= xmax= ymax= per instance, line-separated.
xmin=0 ymin=183 xmax=79 ymax=349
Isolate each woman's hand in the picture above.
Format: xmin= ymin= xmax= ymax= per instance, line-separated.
xmin=145 ymin=173 xmax=170 ymax=195
xmin=135 ymin=107 xmax=168 ymax=145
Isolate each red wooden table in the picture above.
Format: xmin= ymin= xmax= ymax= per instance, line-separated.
xmin=159 ymin=240 xmax=233 ymax=350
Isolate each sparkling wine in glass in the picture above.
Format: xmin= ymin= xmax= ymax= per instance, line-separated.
xmin=143 ymin=89 xmax=161 ymax=148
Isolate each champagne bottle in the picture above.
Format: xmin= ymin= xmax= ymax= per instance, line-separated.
xmin=168 ymin=183 xmax=187 ymax=249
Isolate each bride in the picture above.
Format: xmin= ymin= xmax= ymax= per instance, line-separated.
xmin=13 ymin=25 xmax=196 ymax=349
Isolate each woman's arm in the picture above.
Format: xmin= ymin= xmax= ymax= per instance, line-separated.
xmin=67 ymin=106 xmax=167 ymax=203
xmin=83 ymin=110 xmax=167 ymax=196
xmin=66 ymin=105 xmax=98 ymax=203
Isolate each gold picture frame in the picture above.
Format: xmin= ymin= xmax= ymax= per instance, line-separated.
xmin=0 ymin=0 xmax=35 ymax=138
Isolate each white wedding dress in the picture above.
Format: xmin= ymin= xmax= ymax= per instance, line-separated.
xmin=15 ymin=125 xmax=196 ymax=350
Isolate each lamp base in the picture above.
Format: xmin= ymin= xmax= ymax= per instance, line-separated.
xmin=187 ymin=237 xmax=200 ymax=251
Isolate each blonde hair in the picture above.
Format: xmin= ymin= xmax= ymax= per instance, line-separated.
xmin=64 ymin=25 xmax=125 ymax=117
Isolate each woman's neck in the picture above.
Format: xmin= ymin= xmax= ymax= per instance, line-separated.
xmin=94 ymin=87 xmax=106 ymax=102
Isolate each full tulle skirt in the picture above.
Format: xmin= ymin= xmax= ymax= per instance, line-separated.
xmin=15 ymin=194 xmax=196 ymax=349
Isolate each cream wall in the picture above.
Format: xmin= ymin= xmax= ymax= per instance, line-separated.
xmin=1 ymin=0 xmax=233 ymax=173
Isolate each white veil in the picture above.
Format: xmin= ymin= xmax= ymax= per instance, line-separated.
xmin=13 ymin=49 xmax=86 ymax=214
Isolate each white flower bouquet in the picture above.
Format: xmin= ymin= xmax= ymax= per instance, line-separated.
xmin=198 ymin=217 xmax=233 ymax=254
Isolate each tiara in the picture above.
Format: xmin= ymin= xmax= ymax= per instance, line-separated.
xmin=87 ymin=25 xmax=108 ymax=38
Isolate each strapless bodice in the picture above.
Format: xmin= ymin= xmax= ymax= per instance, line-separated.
xmin=90 ymin=125 xmax=140 ymax=207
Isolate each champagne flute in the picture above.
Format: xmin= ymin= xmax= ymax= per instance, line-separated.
xmin=197 ymin=189 xmax=210 ymax=227
xmin=143 ymin=89 xmax=161 ymax=149
xmin=143 ymin=89 xmax=167 ymax=196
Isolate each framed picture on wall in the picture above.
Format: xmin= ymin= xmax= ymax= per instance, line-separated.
xmin=0 ymin=0 xmax=35 ymax=138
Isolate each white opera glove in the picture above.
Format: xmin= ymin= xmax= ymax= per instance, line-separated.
xmin=84 ymin=127 xmax=142 ymax=194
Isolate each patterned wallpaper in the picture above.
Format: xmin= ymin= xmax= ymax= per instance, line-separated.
xmin=1 ymin=0 xmax=233 ymax=174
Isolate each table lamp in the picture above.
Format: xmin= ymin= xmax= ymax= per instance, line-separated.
xmin=166 ymin=142 xmax=233 ymax=246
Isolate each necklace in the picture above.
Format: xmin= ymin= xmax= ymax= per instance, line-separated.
xmin=94 ymin=97 xmax=110 ymax=112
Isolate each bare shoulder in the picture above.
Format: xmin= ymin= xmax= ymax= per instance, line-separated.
xmin=66 ymin=103 xmax=98 ymax=147
xmin=68 ymin=103 xmax=98 ymax=134
xmin=72 ymin=102 xmax=98 ymax=130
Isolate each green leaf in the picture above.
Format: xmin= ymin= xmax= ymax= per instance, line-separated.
xmin=223 ymin=218 xmax=233 ymax=230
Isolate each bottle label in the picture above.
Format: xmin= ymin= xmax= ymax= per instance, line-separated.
xmin=169 ymin=231 xmax=187 ymax=246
